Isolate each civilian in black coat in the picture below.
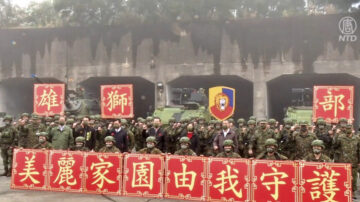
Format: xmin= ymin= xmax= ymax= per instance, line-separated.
xmin=107 ymin=120 xmax=128 ymax=152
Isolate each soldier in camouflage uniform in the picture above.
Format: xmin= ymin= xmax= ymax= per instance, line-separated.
xmin=121 ymin=119 xmax=135 ymax=152
xmin=71 ymin=136 xmax=90 ymax=151
xmin=277 ymin=118 xmax=294 ymax=158
xmin=33 ymin=132 xmax=53 ymax=150
xmin=256 ymin=138 xmax=288 ymax=160
xmin=165 ymin=118 xmax=178 ymax=154
xmin=216 ymin=139 xmax=241 ymax=158
xmin=197 ymin=118 xmax=212 ymax=156
xmin=303 ymin=140 xmax=331 ymax=162
xmin=290 ymin=121 xmax=317 ymax=160
xmin=314 ymin=119 xmax=333 ymax=158
xmin=174 ymin=137 xmax=196 ymax=156
xmin=0 ymin=115 xmax=18 ymax=176
xmin=236 ymin=118 xmax=246 ymax=156
xmin=18 ymin=114 xmax=46 ymax=148
xmin=134 ymin=118 xmax=146 ymax=151
xmin=138 ymin=136 xmax=162 ymax=154
xmin=333 ymin=124 xmax=359 ymax=195
xmin=99 ymin=136 xmax=121 ymax=153
xmin=249 ymin=119 xmax=277 ymax=157
xmin=243 ymin=120 xmax=256 ymax=158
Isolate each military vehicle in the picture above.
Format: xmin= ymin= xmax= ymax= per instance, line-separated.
xmin=64 ymin=87 xmax=100 ymax=116
xmin=153 ymin=88 xmax=211 ymax=124
xmin=284 ymin=88 xmax=313 ymax=123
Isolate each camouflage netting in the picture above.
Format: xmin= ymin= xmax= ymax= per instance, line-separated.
xmin=0 ymin=12 xmax=359 ymax=77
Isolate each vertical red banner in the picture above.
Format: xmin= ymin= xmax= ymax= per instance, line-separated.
xmin=164 ymin=155 xmax=207 ymax=201
xmin=34 ymin=83 xmax=65 ymax=116
xmin=207 ymin=158 xmax=251 ymax=202
xmin=123 ymin=154 xmax=164 ymax=198
xmin=83 ymin=152 xmax=122 ymax=195
xmin=251 ymin=160 xmax=298 ymax=202
xmin=11 ymin=149 xmax=48 ymax=191
xmin=299 ymin=161 xmax=352 ymax=202
xmin=48 ymin=151 xmax=84 ymax=192
xmin=101 ymin=84 xmax=134 ymax=119
xmin=313 ymin=86 xmax=354 ymax=123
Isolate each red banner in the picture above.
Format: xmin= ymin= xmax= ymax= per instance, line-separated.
xmin=313 ymin=86 xmax=354 ymax=123
xmin=165 ymin=155 xmax=207 ymax=201
xmin=83 ymin=152 xmax=122 ymax=195
xmin=123 ymin=154 xmax=164 ymax=198
xmin=33 ymin=83 xmax=65 ymax=116
xmin=101 ymin=84 xmax=134 ymax=119
xmin=11 ymin=149 xmax=48 ymax=191
xmin=207 ymin=158 xmax=251 ymax=202
xmin=251 ymin=160 xmax=298 ymax=202
xmin=299 ymin=161 xmax=352 ymax=202
xmin=48 ymin=151 xmax=84 ymax=192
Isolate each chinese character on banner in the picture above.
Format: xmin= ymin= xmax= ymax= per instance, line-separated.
xmin=299 ymin=161 xmax=352 ymax=202
xmin=207 ymin=158 xmax=250 ymax=201
xmin=34 ymin=84 xmax=65 ymax=116
xmin=101 ymin=85 xmax=134 ymax=119
xmin=251 ymin=160 xmax=298 ymax=202
xmin=49 ymin=151 xmax=83 ymax=192
xmin=313 ymin=86 xmax=354 ymax=123
xmin=164 ymin=155 xmax=207 ymax=201
xmin=83 ymin=152 xmax=122 ymax=195
xmin=123 ymin=154 xmax=164 ymax=198
xmin=11 ymin=149 xmax=48 ymax=191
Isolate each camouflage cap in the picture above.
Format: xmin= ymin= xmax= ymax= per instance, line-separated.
xmin=311 ymin=140 xmax=325 ymax=149
xmin=75 ymin=136 xmax=86 ymax=143
xmin=104 ymin=136 xmax=115 ymax=143
xmin=223 ymin=139 xmax=234 ymax=147
xmin=146 ymin=136 xmax=156 ymax=143
xmin=179 ymin=137 xmax=191 ymax=144
xmin=3 ymin=115 xmax=13 ymax=122
xmin=265 ymin=138 xmax=278 ymax=147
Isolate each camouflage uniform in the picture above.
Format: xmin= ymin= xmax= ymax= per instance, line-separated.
xmin=277 ymin=119 xmax=294 ymax=158
xmin=197 ymin=120 xmax=212 ymax=156
xmin=243 ymin=120 xmax=256 ymax=158
xmin=314 ymin=120 xmax=333 ymax=158
xmin=235 ymin=118 xmax=246 ymax=156
xmin=303 ymin=140 xmax=331 ymax=162
xmin=174 ymin=137 xmax=196 ymax=156
xmin=138 ymin=136 xmax=162 ymax=154
xmin=333 ymin=124 xmax=359 ymax=192
xmin=0 ymin=115 xmax=18 ymax=176
xmin=216 ymin=140 xmax=241 ymax=158
xmin=99 ymin=136 xmax=121 ymax=153
xmin=249 ymin=119 xmax=276 ymax=157
xmin=19 ymin=114 xmax=46 ymax=148
xmin=134 ymin=119 xmax=146 ymax=151
xmin=290 ymin=121 xmax=317 ymax=160
xmin=122 ymin=119 xmax=135 ymax=152
xmin=71 ymin=136 xmax=90 ymax=151
xmin=256 ymin=139 xmax=288 ymax=160
xmin=164 ymin=118 xmax=178 ymax=154
xmin=33 ymin=132 xmax=53 ymax=150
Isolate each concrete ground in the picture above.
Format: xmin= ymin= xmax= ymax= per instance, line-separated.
xmin=0 ymin=160 xmax=359 ymax=202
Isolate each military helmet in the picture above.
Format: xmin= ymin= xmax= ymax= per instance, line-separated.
xmin=75 ymin=136 xmax=86 ymax=143
xmin=346 ymin=124 xmax=353 ymax=129
xmin=311 ymin=140 xmax=325 ymax=149
xmin=339 ymin=118 xmax=348 ymax=123
xmin=223 ymin=139 xmax=235 ymax=147
xmin=69 ymin=115 xmax=76 ymax=119
xmin=45 ymin=116 xmax=53 ymax=122
xmin=138 ymin=118 xmax=146 ymax=123
xmin=146 ymin=136 xmax=156 ymax=143
xmin=104 ymin=136 xmax=115 ymax=143
xmin=215 ymin=120 xmax=221 ymax=125
xmin=168 ymin=118 xmax=176 ymax=123
xmin=265 ymin=138 xmax=278 ymax=147
xmin=209 ymin=120 xmax=216 ymax=125
xmin=181 ymin=118 xmax=189 ymax=123
xmin=67 ymin=118 xmax=75 ymax=125
xmin=36 ymin=132 xmax=49 ymax=138
xmin=95 ymin=114 xmax=101 ymax=120
xmin=249 ymin=116 xmax=256 ymax=121
xmin=3 ymin=115 xmax=13 ymax=122
xmin=137 ymin=117 xmax=143 ymax=122
xmin=21 ymin=113 xmax=29 ymax=118
xmin=317 ymin=119 xmax=326 ymax=125
xmin=284 ymin=118 xmax=292 ymax=125
xmin=268 ymin=119 xmax=276 ymax=124
xmin=121 ymin=119 xmax=128 ymax=125
xmin=316 ymin=117 xmax=324 ymax=122
xmin=146 ymin=116 xmax=154 ymax=122
xmin=258 ymin=118 xmax=267 ymax=124
xmin=89 ymin=115 xmax=95 ymax=120
xmin=299 ymin=120 xmax=308 ymax=126
xmin=31 ymin=114 xmax=40 ymax=120
xmin=247 ymin=120 xmax=256 ymax=125
xmin=228 ymin=118 xmax=234 ymax=123
xmin=237 ymin=118 xmax=245 ymax=124
xmin=179 ymin=137 xmax=191 ymax=144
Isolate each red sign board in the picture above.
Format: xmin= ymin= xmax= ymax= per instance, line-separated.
xmin=123 ymin=154 xmax=164 ymax=198
xmin=207 ymin=158 xmax=251 ymax=202
xmin=11 ymin=149 xmax=48 ymax=191
xmin=101 ymin=84 xmax=134 ymax=119
xmin=34 ymin=83 xmax=65 ymax=116
xmin=83 ymin=152 xmax=122 ymax=195
xmin=313 ymin=86 xmax=354 ymax=123
xmin=165 ymin=155 xmax=207 ymax=201
xmin=299 ymin=161 xmax=352 ymax=202
xmin=48 ymin=151 xmax=84 ymax=192
xmin=251 ymin=160 xmax=298 ymax=202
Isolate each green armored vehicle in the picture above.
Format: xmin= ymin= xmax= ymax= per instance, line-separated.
xmin=285 ymin=106 xmax=313 ymax=124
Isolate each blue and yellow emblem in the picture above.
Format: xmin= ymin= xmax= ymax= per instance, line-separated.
xmin=209 ymin=86 xmax=235 ymax=120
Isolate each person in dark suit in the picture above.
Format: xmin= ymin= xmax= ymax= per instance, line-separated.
xmin=107 ymin=120 xmax=128 ymax=152
xmin=213 ymin=120 xmax=239 ymax=153
xmin=146 ymin=117 xmax=166 ymax=152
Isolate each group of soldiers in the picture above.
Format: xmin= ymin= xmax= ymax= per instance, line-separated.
xmin=0 ymin=113 xmax=359 ymax=197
